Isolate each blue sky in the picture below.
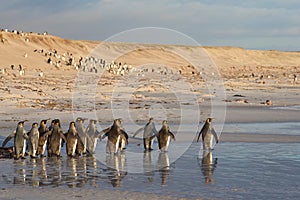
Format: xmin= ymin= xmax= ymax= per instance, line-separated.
xmin=1 ymin=0 xmax=299 ymax=51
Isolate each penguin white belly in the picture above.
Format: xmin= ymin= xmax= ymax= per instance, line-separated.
xmin=203 ymin=134 xmax=213 ymax=150
xmin=42 ymin=141 xmax=47 ymax=154
xmin=115 ymin=135 xmax=121 ymax=153
xmin=72 ymin=140 xmax=78 ymax=156
xmin=93 ymin=138 xmax=98 ymax=153
xmin=161 ymin=136 xmax=170 ymax=152
xmin=22 ymin=139 xmax=26 ymax=156
xmin=83 ymin=137 xmax=87 ymax=152
xmin=59 ymin=138 xmax=62 ymax=153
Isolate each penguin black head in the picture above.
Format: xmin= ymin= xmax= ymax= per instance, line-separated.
xmin=70 ymin=121 xmax=76 ymax=127
xmin=32 ymin=123 xmax=38 ymax=127
xmin=149 ymin=117 xmax=154 ymax=121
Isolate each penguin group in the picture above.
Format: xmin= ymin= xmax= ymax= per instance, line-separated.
xmin=1 ymin=117 xmax=219 ymax=160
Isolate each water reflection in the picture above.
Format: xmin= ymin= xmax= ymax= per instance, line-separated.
xmin=143 ymin=151 xmax=155 ymax=183
xmin=199 ymin=150 xmax=218 ymax=184
xmin=106 ymin=153 xmax=127 ymax=187
xmin=158 ymin=152 xmax=170 ymax=186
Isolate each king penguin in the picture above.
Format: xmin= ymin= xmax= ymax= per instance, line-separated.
xmin=75 ymin=117 xmax=87 ymax=155
xmin=101 ymin=119 xmax=128 ymax=154
xmin=65 ymin=121 xmax=81 ymax=157
xmin=47 ymin=119 xmax=66 ymax=157
xmin=28 ymin=122 xmax=39 ymax=158
xmin=37 ymin=119 xmax=50 ymax=157
xmin=197 ymin=118 xmax=219 ymax=151
xmin=86 ymin=119 xmax=101 ymax=155
xmin=133 ymin=117 xmax=157 ymax=151
xmin=2 ymin=121 xmax=28 ymax=160
xmin=157 ymin=120 xmax=175 ymax=152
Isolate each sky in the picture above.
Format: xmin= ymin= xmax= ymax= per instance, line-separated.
xmin=1 ymin=0 xmax=299 ymax=51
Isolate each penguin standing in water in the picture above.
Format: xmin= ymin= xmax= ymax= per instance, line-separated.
xmin=133 ymin=117 xmax=158 ymax=151
xmin=101 ymin=119 xmax=128 ymax=154
xmin=37 ymin=119 xmax=50 ymax=157
xmin=86 ymin=119 xmax=101 ymax=155
xmin=65 ymin=122 xmax=81 ymax=157
xmin=47 ymin=119 xmax=66 ymax=157
xmin=157 ymin=120 xmax=176 ymax=152
xmin=2 ymin=121 xmax=28 ymax=160
xmin=75 ymin=117 xmax=87 ymax=155
xmin=197 ymin=118 xmax=219 ymax=151
xmin=28 ymin=123 xmax=39 ymax=158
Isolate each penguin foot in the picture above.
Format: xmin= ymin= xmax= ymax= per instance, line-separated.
xmin=21 ymin=156 xmax=26 ymax=159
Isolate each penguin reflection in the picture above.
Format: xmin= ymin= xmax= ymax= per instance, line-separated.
xmin=66 ymin=157 xmax=78 ymax=188
xmin=13 ymin=159 xmax=27 ymax=185
xmin=106 ymin=153 xmax=127 ymax=187
xmin=143 ymin=150 xmax=155 ymax=183
xmin=37 ymin=157 xmax=48 ymax=183
xmin=86 ymin=156 xmax=99 ymax=187
xmin=199 ymin=150 xmax=218 ymax=184
xmin=157 ymin=152 xmax=170 ymax=186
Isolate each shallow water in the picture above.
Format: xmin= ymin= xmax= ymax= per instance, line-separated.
xmin=1 ymin=123 xmax=300 ymax=199
xmin=222 ymin=122 xmax=300 ymax=135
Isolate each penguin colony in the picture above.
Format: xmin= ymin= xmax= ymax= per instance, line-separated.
xmin=1 ymin=117 xmax=219 ymax=160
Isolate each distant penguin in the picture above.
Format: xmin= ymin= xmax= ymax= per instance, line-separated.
xmin=133 ymin=117 xmax=158 ymax=151
xmin=197 ymin=118 xmax=219 ymax=151
xmin=157 ymin=120 xmax=176 ymax=152
xmin=2 ymin=121 xmax=28 ymax=160
xmin=101 ymin=119 xmax=128 ymax=154
xmin=86 ymin=119 xmax=101 ymax=155
xmin=47 ymin=119 xmax=66 ymax=157
xmin=66 ymin=122 xmax=81 ymax=157
xmin=75 ymin=117 xmax=87 ymax=155
xmin=37 ymin=119 xmax=50 ymax=157
xmin=28 ymin=123 xmax=39 ymax=158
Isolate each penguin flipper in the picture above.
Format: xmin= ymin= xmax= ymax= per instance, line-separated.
xmin=197 ymin=123 xmax=207 ymax=142
xmin=149 ymin=135 xmax=156 ymax=141
xmin=212 ymin=128 xmax=219 ymax=143
xmin=2 ymin=131 xmax=15 ymax=147
xmin=59 ymin=130 xmax=67 ymax=142
xmin=168 ymin=131 xmax=176 ymax=141
xmin=132 ymin=127 xmax=143 ymax=138
xmin=23 ymin=130 xmax=29 ymax=139
xmin=99 ymin=127 xmax=111 ymax=139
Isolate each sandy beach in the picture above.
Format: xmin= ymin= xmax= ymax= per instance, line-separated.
xmin=0 ymin=31 xmax=300 ymax=199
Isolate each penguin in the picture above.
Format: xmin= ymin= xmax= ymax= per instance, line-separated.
xmin=101 ymin=119 xmax=128 ymax=154
xmin=86 ymin=119 xmax=101 ymax=155
xmin=27 ymin=123 xmax=39 ymax=158
xmin=197 ymin=118 xmax=219 ymax=151
xmin=47 ymin=119 xmax=66 ymax=157
xmin=133 ymin=117 xmax=157 ymax=151
xmin=2 ymin=121 xmax=28 ymax=160
xmin=157 ymin=120 xmax=176 ymax=152
xmin=75 ymin=117 xmax=87 ymax=155
xmin=37 ymin=119 xmax=50 ymax=157
xmin=65 ymin=122 xmax=81 ymax=157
